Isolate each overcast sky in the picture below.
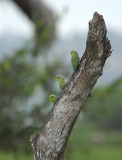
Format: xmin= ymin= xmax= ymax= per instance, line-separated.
xmin=0 ymin=0 xmax=121 ymax=84
xmin=0 ymin=0 xmax=122 ymax=37
xmin=45 ymin=0 xmax=122 ymax=36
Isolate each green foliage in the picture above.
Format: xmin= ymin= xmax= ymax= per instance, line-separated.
xmin=83 ymin=77 xmax=122 ymax=130
xmin=31 ymin=13 xmax=55 ymax=56
xmin=64 ymin=123 xmax=122 ymax=160
xmin=0 ymin=45 xmax=62 ymax=152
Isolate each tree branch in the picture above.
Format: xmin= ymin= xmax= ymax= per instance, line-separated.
xmin=30 ymin=12 xmax=112 ymax=160
xmin=13 ymin=0 xmax=55 ymax=40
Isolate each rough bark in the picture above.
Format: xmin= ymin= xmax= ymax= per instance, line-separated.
xmin=30 ymin=12 xmax=112 ymax=160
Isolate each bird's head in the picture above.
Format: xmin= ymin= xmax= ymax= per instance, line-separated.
xmin=49 ymin=94 xmax=56 ymax=101
xmin=71 ymin=50 xmax=78 ymax=57
xmin=56 ymin=75 xmax=63 ymax=82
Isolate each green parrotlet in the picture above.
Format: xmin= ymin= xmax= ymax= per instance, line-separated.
xmin=71 ymin=50 xmax=80 ymax=72
xmin=49 ymin=94 xmax=57 ymax=104
xmin=56 ymin=75 xmax=67 ymax=90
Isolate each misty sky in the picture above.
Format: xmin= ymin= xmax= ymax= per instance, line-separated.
xmin=0 ymin=0 xmax=122 ymax=37
xmin=0 ymin=0 xmax=121 ymax=84
xmin=45 ymin=0 xmax=122 ymax=36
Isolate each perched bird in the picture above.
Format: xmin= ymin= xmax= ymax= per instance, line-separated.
xmin=71 ymin=50 xmax=80 ymax=72
xmin=49 ymin=94 xmax=57 ymax=104
xmin=56 ymin=75 xmax=67 ymax=90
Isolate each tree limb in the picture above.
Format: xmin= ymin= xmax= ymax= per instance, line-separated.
xmin=30 ymin=12 xmax=112 ymax=160
xmin=13 ymin=0 xmax=55 ymax=40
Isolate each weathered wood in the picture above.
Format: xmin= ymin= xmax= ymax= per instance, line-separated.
xmin=30 ymin=12 xmax=112 ymax=160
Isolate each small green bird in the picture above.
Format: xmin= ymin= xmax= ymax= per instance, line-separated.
xmin=49 ymin=94 xmax=57 ymax=104
xmin=56 ymin=75 xmax=67 ymax=90
xmin=71 ymin=50 xmax=80 ymax=72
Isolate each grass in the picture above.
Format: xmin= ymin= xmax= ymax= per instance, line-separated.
xmin=0 ymin=152 xmax=33 ymax=160
xmin=0 ymin=146 xmax=122 ymax=160
xmin=0 ymin=124 xmax=122 ymax=160
xmin=64 ymin=123 xmax=122 ymax=160
xmin=64 ymin=145 xmax=122 ymax=160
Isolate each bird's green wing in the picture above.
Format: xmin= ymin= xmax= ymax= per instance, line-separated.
xmin=60 ymin=79 xmax=67 ymax=90
xmin=71 ymin=54 xmax=80 ymax=72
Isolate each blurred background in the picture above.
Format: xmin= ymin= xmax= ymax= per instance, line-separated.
xmin=0 ymin=0 xmax=122 ymax=160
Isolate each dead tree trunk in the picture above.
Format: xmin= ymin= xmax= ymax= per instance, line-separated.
xmin=30 ymin=12 xmax=112 ymax=160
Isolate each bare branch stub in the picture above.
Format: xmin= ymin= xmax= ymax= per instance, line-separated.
xmin=30 ymin=12 xmax=112 ymax=160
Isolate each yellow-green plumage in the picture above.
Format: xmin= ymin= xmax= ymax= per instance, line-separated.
xmin=71 ymin=50 xmax=80 ymax=72
xmin=49 ymin=94 xmax=57 ymax=103
xmin=56 ymin=75 xmax=67 ymax=90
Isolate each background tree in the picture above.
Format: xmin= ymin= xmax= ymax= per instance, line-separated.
xmin=0 ymin=0 xmax=58 ymax=152
xmin=13 ymin=0 xmax=55 ymax=41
